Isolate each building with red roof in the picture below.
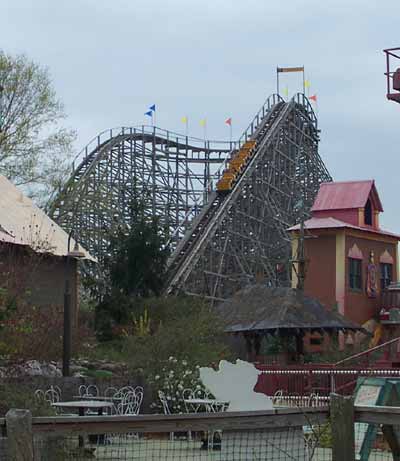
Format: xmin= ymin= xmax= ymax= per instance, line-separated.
xmin=289 ymin=180 xmax=400 ymax=351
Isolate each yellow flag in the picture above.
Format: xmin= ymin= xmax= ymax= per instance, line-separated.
xmin=181 ymin=116 xmax=188 ymax=124
xmin=304 ymin=80 xmax=311 ymax=88
xmin=199 ymin=118 xmax=206 ymax=127
xmin=282 ymin=87 xmax=289 ymax=97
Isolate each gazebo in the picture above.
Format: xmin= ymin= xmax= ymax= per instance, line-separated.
xmin=217 ymin=285 xmax=366 ymax=362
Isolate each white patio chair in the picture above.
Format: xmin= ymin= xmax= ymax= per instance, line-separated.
xmin=104 ymin=386 xmax=118 ymax=398
xmin=44 ymin=388 xmax=60 ymax=404
xmin=272 ymin=389 xmax=284 ymax=407
xmin=158 ymin=391 xmax=174 ymax=441
xmin=86 ymin=384 xmax=99 ymax=397
xmin=307 ymin=392 xmax=319 ymax=408
xmin=107 ymin=391 xmax=143 ymax=442
xmin=53 ymin=385 xmax=62 ymax=397
xmin=135 ymin=391 xmax=143 ymax=415
xmin=78 ymin=384 xmax=88 ymax=397
xmin=182 ymin=388 xmax=196 ymax=413
xmin=113 ymin=386 xmax=134 ymax=400
xmin=117 ymin=392 xmax=134 ymax=415
xmin=34 ymin=389 xmax=45 ymax=403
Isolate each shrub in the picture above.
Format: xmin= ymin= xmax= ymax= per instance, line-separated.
xmin=148 ymin=356 xmax=209 ymax=413
xmin=0 ymin=384 xmax=55 ymax=417
xmin=122 ymin=296 xmax=231 ymax=377
xmin=0 ymin=303 xmax=92 ymax=362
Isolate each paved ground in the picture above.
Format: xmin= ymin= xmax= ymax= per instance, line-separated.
xmin=32 ymin=435 xmax=394 ymax=460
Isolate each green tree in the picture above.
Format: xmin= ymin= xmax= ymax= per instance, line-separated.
xmin=95 ymin=206 xmax=170 ymax=340
xmin=0 ymin=50 xmax=76 ymax=205
xmin=108 ymin=217 xmax=169 ymax=298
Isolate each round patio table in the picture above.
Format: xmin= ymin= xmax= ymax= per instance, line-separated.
xmin=52 ymin=400 xmax=114 ymax=447
xmin=184 ymin=398 xmax=229 ymax=413
xmin=52 ymin=400 xmax=114 ymax=416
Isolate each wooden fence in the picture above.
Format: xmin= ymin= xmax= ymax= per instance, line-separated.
xmin=1 ymin=396 xmax=400 ymax=460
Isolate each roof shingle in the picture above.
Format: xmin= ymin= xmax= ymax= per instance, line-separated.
xmin=0 ymin=175 xmax=94 ymax=260
xmin=311 ymin=180 xmax=383 ymax=212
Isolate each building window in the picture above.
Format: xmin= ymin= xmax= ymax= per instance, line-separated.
xmin=380 ymin=263 xmax=392 ymax=290
xmin=310 ymin=336 xmax=323 ymax=346
xmin=364 ymin=199 xmax=372 ymax=225
xmin=349 ymin=258 xmax=362 ymax=290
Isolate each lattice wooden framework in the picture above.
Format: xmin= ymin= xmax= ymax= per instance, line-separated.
xmin=49 ymin=128 xmax=232 ymax=262
xmin=165 ymin=94 xmax=331 ymax=302
xmin=50 ymin=94 xmax=331 ymax=301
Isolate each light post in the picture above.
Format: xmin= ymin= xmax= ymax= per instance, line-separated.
xmin=63 ymin=231 xmax=85 ymax=377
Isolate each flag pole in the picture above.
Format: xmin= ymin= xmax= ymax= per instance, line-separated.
xmin=276 ymin=67 xmax=280 ymax=95
xmin=302 ymin=66 xmax=305 ymax=95
xmin=186 ymin=117 xmax=188 ymax=137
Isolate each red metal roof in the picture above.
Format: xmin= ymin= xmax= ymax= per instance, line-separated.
xmin=288 ymin=217 xmax=400 ymax=239
xmin=311 ymin=180 xmax=383 ymax=212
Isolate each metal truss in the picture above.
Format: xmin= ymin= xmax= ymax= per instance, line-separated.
xmin=165 ymin=94 xmax=332 ymax=302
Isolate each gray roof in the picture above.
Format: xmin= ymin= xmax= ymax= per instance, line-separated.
xmin=217 ymin=285 xmax=364 ymax=334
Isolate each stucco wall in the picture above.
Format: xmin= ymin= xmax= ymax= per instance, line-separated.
xmin=313 ymin=209 xmax=360 ymax=227
xmin=303 ymin=233 xmax=337 ymax=310
xmin=344 ymin=233 xmax=398 ymax=325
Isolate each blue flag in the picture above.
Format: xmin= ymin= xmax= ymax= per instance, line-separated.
xmin=144 ymin=111 xmax=153 ymax=117
xmin=149 ymin=104 xmax=156 ymax=112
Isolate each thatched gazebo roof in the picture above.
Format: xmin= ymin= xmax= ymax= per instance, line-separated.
xmin=217 ymin=285 xmax=365 ymax=335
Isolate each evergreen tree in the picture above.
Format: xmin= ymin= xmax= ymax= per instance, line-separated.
xmin=95 ymin=200 xmax=170 ymax=340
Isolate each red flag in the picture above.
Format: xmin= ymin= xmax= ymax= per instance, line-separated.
xmin=225 ymin=117 xmax=232 ymax=126
xmin=309 ymin=95 xmax=317 ymax=102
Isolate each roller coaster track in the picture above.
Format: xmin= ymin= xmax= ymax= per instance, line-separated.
xmin=165 ymin=93 xmax=331 ymax=301
xmin=49 ymin=93 xmax=331 ymax=301
xmin=49 ymin=127 xmax=233 ymax=264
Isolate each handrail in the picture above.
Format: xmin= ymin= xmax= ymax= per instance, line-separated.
xmin=29 ymin=407 xmax=328 ymax=434
xmin=293 ymin=93 xmax=318 ymax=129
xmin=355 ymin=404 xmax=400 ymax=424
xmin=72 ymin=125 xmax=236 ymax=165
xmin=333 ymin=336 xmax=400 ymax=367
xmin=238 ymin=93 xmax=284 ymax=144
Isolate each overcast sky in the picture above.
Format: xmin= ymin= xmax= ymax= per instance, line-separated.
xmin=1 ymin=0 xmax=399 ymax=229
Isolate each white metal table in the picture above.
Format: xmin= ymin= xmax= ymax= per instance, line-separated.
xmin=184 ymin=398 xmax=229 ymax=413
xmin=52 ymin=400 xmax=114 ymax=416
xmin=52 ymin=400 xmax=114 ymax=447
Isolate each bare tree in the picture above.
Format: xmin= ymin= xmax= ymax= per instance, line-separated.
xmin=0 ymin=50 xmax=76 ymax=205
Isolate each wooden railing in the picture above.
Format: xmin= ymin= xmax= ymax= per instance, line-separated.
xmin=1 ymin=407 xmax=329 ymax=460
xmin=2 ymin=400 xmax=400 ymax=460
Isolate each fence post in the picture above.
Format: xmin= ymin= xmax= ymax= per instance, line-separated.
xmin=330 ymin=393 xmax=355 ymax=461
xmin=5 ymin=409 xmax=33 ymax=461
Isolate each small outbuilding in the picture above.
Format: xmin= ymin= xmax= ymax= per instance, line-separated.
xmin=217 ymin=285 xmax=365 ymax=363
xmin=0 ymin=175 xmax=94 ymax=316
